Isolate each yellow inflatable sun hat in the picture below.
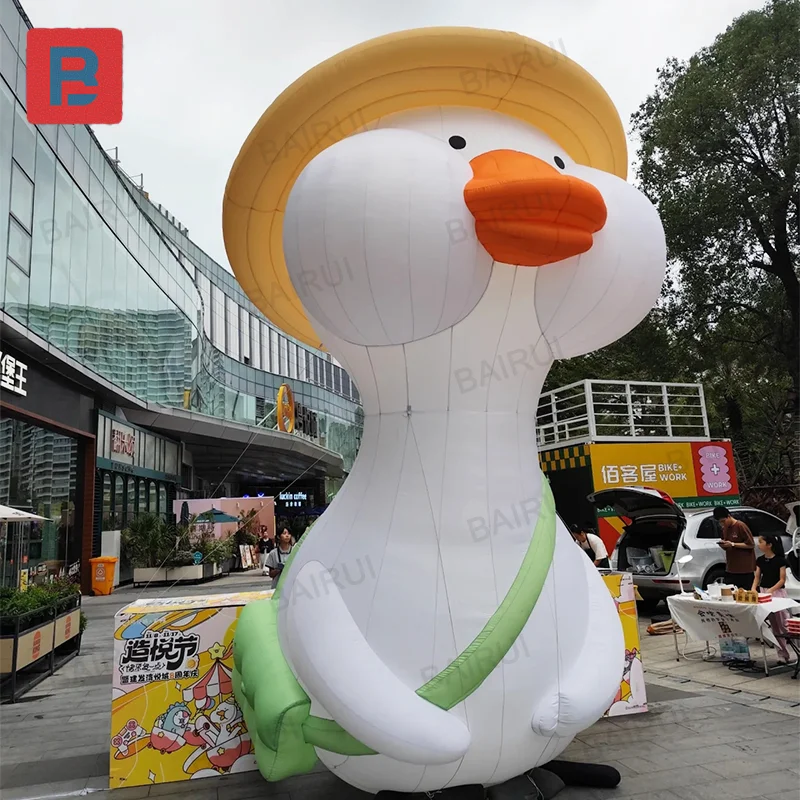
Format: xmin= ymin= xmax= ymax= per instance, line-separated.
xmin=223 ymin=27 xmax=628 ymax=350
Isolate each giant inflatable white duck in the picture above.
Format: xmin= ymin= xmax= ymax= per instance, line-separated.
xmin=224 ymin=28 xmax=666 ymax=796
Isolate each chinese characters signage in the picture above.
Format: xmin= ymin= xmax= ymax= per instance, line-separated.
xmin=119 ymin=631 xmax=200 ymax=684
xmin=590 ymin=442 xmax=739 ymax=506
xmin=112 ymin=427 xmax=135 ymax=457
xmin=110 ymin=421 xmax=136 ymax=464
xmin=0 ymin=351 xmax=28 ymax=397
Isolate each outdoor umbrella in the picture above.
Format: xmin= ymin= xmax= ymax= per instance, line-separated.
xmin=195 ymin=508 xmax=239 ymax=524
xmin=0 ymin=504 xmax=50 ymax=522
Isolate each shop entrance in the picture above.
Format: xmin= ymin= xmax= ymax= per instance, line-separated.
xmin=0 ymin=417 xmax=81 ymax=588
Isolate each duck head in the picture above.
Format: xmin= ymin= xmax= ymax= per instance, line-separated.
xmin=283 ymin=107 xmax=664 ymax=355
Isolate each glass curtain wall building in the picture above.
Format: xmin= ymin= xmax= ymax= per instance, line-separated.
xmin=0 ymin=0 xmax=360 ymax=462
xmin=0 ymin=0 xmax=362 ymax=588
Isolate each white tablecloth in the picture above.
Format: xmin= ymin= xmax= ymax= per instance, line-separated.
xmin=667 ymin=594 xmax=799 ymax=646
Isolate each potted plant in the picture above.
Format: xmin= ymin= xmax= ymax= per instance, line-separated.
xmin=121 ymin=514 xmax=172 ymax=586
xmin=1 ymin=579 xmax=84 ymax=702
xmin=164 ymin=519 xmax=234 ymax=583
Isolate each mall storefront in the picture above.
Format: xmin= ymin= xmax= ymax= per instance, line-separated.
xmin=95 ymin=413 xmax=181 ymax=584
xmin=0 ymin=344 xmax=97 ymax=593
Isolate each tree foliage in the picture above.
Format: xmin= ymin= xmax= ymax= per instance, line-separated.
xmin=624 ymin=0 xmax=799 ymax=497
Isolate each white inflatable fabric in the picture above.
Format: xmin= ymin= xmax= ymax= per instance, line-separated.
xmin=270 ymin=106 xmax=666 ymax=794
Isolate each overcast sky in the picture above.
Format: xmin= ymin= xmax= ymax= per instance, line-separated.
xmin=24 ymin=0 xmax=764 ymax=272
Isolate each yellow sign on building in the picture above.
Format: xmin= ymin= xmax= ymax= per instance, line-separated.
xmin=589 ymin=442 xmax=697 ymax=497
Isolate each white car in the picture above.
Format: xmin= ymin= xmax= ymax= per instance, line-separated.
xmin=588 ymin=487 xmax=800 ymax=610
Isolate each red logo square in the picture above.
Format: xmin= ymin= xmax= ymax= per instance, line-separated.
xmin=26 ymin=28 xmax=123 ymax=125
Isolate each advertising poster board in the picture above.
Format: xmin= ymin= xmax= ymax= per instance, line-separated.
xmin=602 ymin=572 xmax=647 ymax=717
xmin=110 ymin=591 xmax=271 ymax=789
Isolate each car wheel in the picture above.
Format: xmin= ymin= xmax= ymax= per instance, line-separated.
xmin=703 ymin=567 xmax=726 ymax=589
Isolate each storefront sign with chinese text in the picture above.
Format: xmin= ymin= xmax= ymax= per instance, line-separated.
xmin=0 ymin=351 xmax=28 ymax=397
xmin=589 ymin=441 xmax=739 ymax=507
xmin=111 ymin=425 xmax=136 ymax=459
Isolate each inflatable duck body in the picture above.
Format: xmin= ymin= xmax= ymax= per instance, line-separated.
xmin=224 ymin=30 xmax=666 ymax=796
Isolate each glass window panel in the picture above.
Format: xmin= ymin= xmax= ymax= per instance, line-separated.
xmin=7 ymin=216 xmax=30 ymax=273
xmin=271 ymin=328 xmax=280 ymax=373
xmin=73 ymin=152 xmax=89 ymax=194
xmin=126 ymin=477 xmax=136 ymax=524
xmin=211 ymin=284 xmax=225 ymax=350
xmin=260 ymin=322 xmax=269 ymax=371
xmin=149 ymin=482 xmax=157 ymax=513
xmin=89 ymin=136 xmax=103 ymax=175
xmin=10 ymin=160 xmax=33 ymax=230
xmin=165 ymin=442 xmax=178 ymax=475
xmin=15 ymin=53 xmax=25 ymax=105
xmin=67 ymin=191 xmax=89 ymax=356
xmin=102 ymin=189 xmax=116 ymax=231
xmin=28 ymin=139 xmax=55 ymax=338
xmin=113 ymin=474 xmax=124 ymax=523
xmin=102 ymin=474 xmax=113 ymax=531
xmin=334 ymin=365 xmax=342 ymax=393
xmin=57 ymin=126 xmax=75 ymax=173
xmin=240 ymin=306 xmax=250 ymax=362
xmin=159 ymin=485 xmax=167 ymax=517
xmin=48 ymin=164 xmax=72 ymax=348
xmin=12 ymin=101 xmax=35 ymax=177
xmin=279 ymin=335 xmax=288 ymax=376
xmin=74 ymin=124 xmax=91 ymax=160
xmin=250 ymin=316 xmax=261 ymax=369
xmin=113 ymin=241 xmax=127 ymax=386
xmin=5 ymin=255 xmax=28 ymax=320
xmin=0 ymin=29 xmax=16 ymax=94
xmin=226 ymin=295 xmax=239 ymax=359
xmin=145 ymin=434 xmax=156 ymax=470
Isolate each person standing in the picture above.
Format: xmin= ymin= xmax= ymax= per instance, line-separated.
xmin=751 ymin=533 xmax=794 ymax=665
xmin=265 ymin=527 xmax=294 ymax=588
xmin=256 ymin=529 xmax=272 ymax=572
xmin=570 ymin=524 xmax=610 ymax=569
xmin=713 ymin=506 xmax=756 ymax=589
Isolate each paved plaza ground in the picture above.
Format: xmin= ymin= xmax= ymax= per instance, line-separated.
xmin=1 ymin=573 xmax=798 ymax=800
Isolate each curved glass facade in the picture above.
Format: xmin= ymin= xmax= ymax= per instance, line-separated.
xmin=0 ymin=0 xmax=361 ymax=472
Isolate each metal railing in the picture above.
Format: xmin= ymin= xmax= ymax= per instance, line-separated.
xmin=537 ymin=380 xmax=710 ymax=449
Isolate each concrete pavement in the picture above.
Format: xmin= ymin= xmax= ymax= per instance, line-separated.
xmin=1 ymin=574 xmax=798 ymax=800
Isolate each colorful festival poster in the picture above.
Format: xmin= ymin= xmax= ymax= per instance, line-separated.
xmin=602 ymin=572 xmax=647 ymax=717
xmin=110 ymin=592 xmax=271 ymax=788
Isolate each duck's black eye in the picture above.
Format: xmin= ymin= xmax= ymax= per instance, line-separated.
xmin=553 ymin=156 xmax=566 ymax=169
xmin=449 ymin=135 xmax=466 ymax=150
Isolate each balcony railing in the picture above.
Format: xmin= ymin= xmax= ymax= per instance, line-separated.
xmin=537 ymin=380 xmax=710 ymax=450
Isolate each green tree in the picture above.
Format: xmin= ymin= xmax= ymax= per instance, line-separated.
xmin=631 ymin=0 xmax=800 ymax=491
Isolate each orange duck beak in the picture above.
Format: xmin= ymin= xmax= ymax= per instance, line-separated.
xmin=464 ymin=150 xmax=607 ymax=266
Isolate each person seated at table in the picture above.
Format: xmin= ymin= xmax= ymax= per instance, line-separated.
xmin=570 ymin=524 xmax=610 ymax=569
xmin=751 ymin=533 xmax=794 ymax=665
xmin=713 ymin=506 xmax=756 ymax=589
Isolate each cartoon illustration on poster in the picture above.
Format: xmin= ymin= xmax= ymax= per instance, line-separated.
xmin=602 ymin=572 xmax=647 ymax=717
xmin=110 ymin=595 xmax=270 ymax=788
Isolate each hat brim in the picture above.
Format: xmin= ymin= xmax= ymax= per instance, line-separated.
xmin=223 ymin=27 xmax=627 ymax=350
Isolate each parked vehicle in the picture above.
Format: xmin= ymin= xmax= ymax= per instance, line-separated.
xmin=588 ymin=487 xmax=799 ymax=610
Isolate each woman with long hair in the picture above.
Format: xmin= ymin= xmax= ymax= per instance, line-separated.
xmin=751 ymin=533 xmax=793 ymax=665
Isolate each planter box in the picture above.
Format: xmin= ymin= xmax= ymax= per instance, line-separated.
xmin=133 ymin=567 xmax=168 ymax=586
xmin=166 ymin=565 xmax=204 ymax=582
xmin=162 ymin=564 xmax=225 ymax=584
xmin=1 ymin=597 xmax=82 ymax=703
